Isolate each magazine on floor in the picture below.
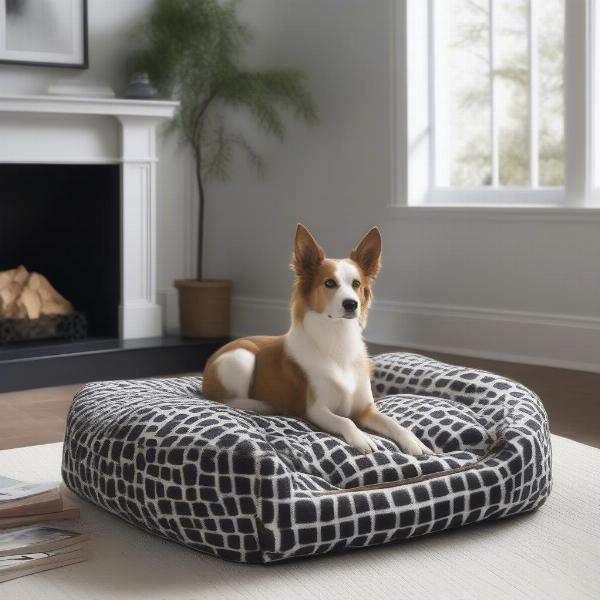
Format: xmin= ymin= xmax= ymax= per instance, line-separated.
xmin=0 ymin=477 xmax=62 ymax=519
xmin=0 ymin=525 xmax=90 ymax=583
xmin=0 ymin=495 xmax=79 ymax=530
xmin=0 ymin=525 xmax=90 ymax=556
xmin=0 ymin=476 xmax=58 ymax=503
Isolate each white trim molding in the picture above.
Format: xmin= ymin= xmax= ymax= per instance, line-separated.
xmin=230 ymin=295 xmax=600 ymax=374
xmin=119 ymin=114 xmax=162 ymax=338
xmin=0 ymin=95 xmax=178 ymax=118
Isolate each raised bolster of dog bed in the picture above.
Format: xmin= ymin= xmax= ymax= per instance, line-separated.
xmin=62 ymin=352 xmax=552 ymax=563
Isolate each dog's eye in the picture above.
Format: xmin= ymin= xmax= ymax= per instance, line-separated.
xmin=324 ymin=279 xmax=337 ymax=288
xmin=352 ymin=280 xmax=361 ymax=289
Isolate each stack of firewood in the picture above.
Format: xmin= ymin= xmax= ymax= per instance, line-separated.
xmin=0 ymin=266 xmax=73 ymax=320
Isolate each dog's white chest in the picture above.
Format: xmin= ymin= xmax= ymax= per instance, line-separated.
xmin=301 ymin=361 xmax=360 ymax=416
xmin=331 ymin=363 xmax=358 ymax=396
xmin=327 ymin=364 xmax=360 ymax=414
xmin=285 ymin=319 xmax=367 ymax=416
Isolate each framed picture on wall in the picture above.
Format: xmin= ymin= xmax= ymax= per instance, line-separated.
xmin=0 ymin=0 xmax=88 ymax=68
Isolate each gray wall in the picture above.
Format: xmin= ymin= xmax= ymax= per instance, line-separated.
xmin=204 ymin=0 xmax=600 ymax=371
xmin=2 ymin=0 xmax=598 ymax=370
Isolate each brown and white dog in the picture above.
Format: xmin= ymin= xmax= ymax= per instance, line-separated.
xmin=203 ymin=224 xmax=432 ymax=456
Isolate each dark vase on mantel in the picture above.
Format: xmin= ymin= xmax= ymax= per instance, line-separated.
xmin=125 ymin=73 xmax=158 ymax=100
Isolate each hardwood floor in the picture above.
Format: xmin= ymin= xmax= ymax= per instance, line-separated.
xmin=1 ymin=345 xmax=599 ymax=451
xmin=0 ymin=383 xmax=81 ymax=450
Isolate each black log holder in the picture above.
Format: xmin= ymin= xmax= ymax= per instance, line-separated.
xmin=0 ymin=312 xmax=88 ymax=344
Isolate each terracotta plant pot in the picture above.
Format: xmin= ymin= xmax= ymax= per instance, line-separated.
xmin=174 ymin=279 xmax=232 ymax=338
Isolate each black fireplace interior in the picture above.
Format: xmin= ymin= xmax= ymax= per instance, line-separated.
xmin=0 ymin=164 xmax=120 ymax=341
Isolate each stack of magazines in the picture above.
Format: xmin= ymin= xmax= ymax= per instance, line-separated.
xmin=0 ymin=476 xmax=79 ymax=529
xmin=0 ymin=476 xmax=89 ymax=583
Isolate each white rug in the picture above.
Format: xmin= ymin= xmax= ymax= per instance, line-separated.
xmin=0 ymin=435 xmax=598 ymax=600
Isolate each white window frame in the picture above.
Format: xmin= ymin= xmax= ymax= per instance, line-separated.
xmin=392 ymin=0 xmax=600 ymax=212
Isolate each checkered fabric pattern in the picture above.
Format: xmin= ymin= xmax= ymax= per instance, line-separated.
xmin=62 ymin=352 xmax=552 ymax=563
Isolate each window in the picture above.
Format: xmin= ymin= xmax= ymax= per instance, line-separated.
xmin=396 ymin=0 xmax=598 ymax=209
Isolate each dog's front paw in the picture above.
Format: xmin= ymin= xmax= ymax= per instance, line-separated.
xmin=394 ymin=429 xmax=433 ymax=456
xmin=344 ymin=429 xmax=379 ymax=454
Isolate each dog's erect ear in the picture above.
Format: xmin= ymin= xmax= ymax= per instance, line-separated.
xmin=291 ymin=224 xmax=325 ymax=274
xmin=350 ymin=227 xmax=382 ymax=279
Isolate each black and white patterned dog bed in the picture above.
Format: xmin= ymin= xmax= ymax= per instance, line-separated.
xmin=62 ymin=352 xmax=552 ymax=563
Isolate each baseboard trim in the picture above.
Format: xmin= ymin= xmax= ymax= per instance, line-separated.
xmin=157 ymin=287 xmax=180 ymax=334
xmin=365 ymin=337 xmax=600 ymax=374
xmin=230 ymin=295 xmax=600 ymax=373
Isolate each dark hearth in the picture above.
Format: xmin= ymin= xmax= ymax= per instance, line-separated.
xmin=0 ymin=336 xmax=227 ymax=392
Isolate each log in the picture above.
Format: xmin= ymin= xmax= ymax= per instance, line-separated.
xmin=18 ymin=287 xmax=42 ymax=320
xmin=0 ymin=267 xmax=73 ymax=319
xmin=0 ymin=268 xmax=16 ymax=292
xmin=25 ymin=273 xmax=73 ymax=316
xmin=0 ymin=266 xmax=29 ymax=318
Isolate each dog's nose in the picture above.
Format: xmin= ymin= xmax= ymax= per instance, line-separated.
xmin=342 ymin=299 xmax=358 ymax=312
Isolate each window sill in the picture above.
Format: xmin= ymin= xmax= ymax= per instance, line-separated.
xmin=386 ymin=204 xmax=600 ymax=223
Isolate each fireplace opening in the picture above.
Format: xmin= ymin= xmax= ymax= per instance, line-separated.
xmin=0 ymin=164 xmax=120 ymax=345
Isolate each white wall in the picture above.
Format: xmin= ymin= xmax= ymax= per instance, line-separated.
xmin=0 ymin=0 xmax=194 ymax=333
xmin=2 ymin=0 xmax=598 ymax=371
xmin=202 ymin=0 xmax=600 ymax=372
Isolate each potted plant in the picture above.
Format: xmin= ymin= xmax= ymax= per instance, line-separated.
xmin=130 ymin=0 xmax=318 ymax=338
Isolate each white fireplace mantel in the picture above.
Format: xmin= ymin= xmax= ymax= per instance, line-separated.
xmin=0 ymin=94 xmax=178 ymax=118
xmin=0 ymin=94 xmax=178 ymax=339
